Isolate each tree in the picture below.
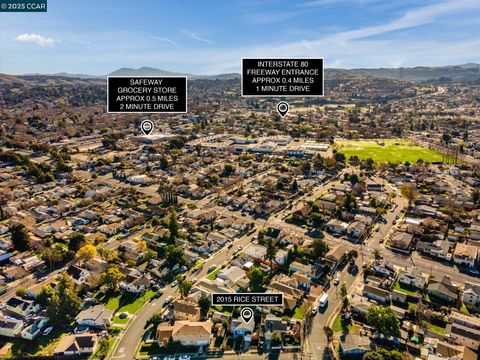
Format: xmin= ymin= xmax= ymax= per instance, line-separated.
xmin=348 ymin=173 xmax=359 ymax=186
xmin=16 ymin=287 xmax=27 ymax=298
xmin=311 ymin=238 xmax=330 ymax=260
xmin=472 ymin=189 xmax=480 ymax=206
xmin=340 ymin=284 xmax=347 ymax=299
xmin=347 ymin=250 xmax=358 ymax=261
xmin=77 ymin=243 xmax=97 ymax=261
xmin=366 ymin=306 xmax=401 ymax=337
xmin=147 ymin=313 xmax=163 ymax=326
xmin=168 ymin=211 xmax=179 ymax=244
xmin=364 ymin=349 xmax=404 ymax=360
xmin=442 ymin=132 xmax=451 ymax=145
xmin=198 ymin=296 xmax=211 ymax=319
xmin=265 ymin=238 xmax=277 ymax=267
xmin=301 ymin=161 xmax=311 ymax=174
xmin=291 ymin=179 xmax=299 ymax=192
xmin=159 ymin=156 xmax=169 ymax=170
xmin=373 ymin=249 xmax=382 ymax=260
xmin=101 ymin=266 xmax=125 ymax=292
xmin=209 ymin=173 xmax=220 ymax=184
xmin=343 ymin=192 xmax=357 ymax=211
xmin=36 ymin=284 xmax=54 ymax=307
xmin=68 ymin=232 xmax=85 ymax=252
xmin=11 ymin=223 xmax=31 ymax=252
xmin=248 ymin=266 xmax=264 ymax=292
xmin=223 ymin=164 xmax=235 ymax=177
xmin=97 ymin=337 xmax=110 ymax=359
xmin=324 ymin=326 xmax=333 ymax=342
xmin=400 ymin=183 xmax=419 ymax=207
xmin=179 ymin=279 xmax=192 ymax=298
xmin=165 ymin=245 xmax=186 ymax=267
xmin=47 ymin=273 xmax=82 ymax=325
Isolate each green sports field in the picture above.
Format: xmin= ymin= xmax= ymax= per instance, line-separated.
xmin=336 ymin=139 xmax=443 ymax=163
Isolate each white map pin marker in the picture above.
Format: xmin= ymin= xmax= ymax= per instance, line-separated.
xmin=240 ymin=307 xmax=253 ymax=324
xmin=276 ymin=101 xmax=289 ymax=117
xmin=140 ymin=120 xmax=154 ymax=136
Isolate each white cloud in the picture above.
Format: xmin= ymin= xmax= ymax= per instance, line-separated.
xmin=14 ymin=33 xmax=56 ymax=46
xmin=181 ymin=30 xmax=213 ymax=45
xmin=142 ymin=33 xmax=178 ymax=47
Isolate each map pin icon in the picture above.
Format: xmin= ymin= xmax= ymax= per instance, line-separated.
xmin=240 ymin=307 xmax=253 ymax=324
xmin=140 ymin=120 xmax=154 ymax=136
xmin=276 ymin=101 xmax=289 ymax=117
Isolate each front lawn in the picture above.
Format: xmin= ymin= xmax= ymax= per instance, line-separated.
xmin=393 ymin=281 xmax=419 ymax=296
xmin=0 ymin=326 xmax=71 ymax=358
xmin=118 ymin=290 xmax=156 ymax=314
xmin=293 ymin=306 xmax=304 ymax=320
xmin=207 ymin=268 xmax=220 ymax=280
xmin=332 ymin=314 xmax=353 ymax=333
xmin=100 ymin=290 xmax=156 ymax=314
xmin=112 ymin=316 xmax=129 ymax=325
xmin=425 ymin=322 xmax=446 ymax=335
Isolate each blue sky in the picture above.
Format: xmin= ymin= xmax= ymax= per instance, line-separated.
xmin=1 ymin=0 xmax=480 ymax=75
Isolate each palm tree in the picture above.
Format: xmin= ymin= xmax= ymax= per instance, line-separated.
xmin=265 ymin=238 xmax=277 ymax=269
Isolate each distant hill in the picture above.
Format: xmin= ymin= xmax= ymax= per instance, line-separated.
xmin=337 ymin=63 xmax=480 ymax=81
xmin=107 ymin=67 xmax=239 ymax=80
xmin=13 ymin=63 xmax=480 ymax=82
xmin=107 ymin=66 xmax=193 ymax=77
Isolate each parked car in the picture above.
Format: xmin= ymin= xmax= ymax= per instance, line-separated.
xmin=164 ymin=295 xmax=173 ymax=305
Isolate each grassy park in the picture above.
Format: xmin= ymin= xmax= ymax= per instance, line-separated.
xmin=336 ymin=139 xmax=443 ymax=163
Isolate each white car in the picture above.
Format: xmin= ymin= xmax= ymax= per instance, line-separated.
xmin=334 ymin=277 xmax=340 ymax=286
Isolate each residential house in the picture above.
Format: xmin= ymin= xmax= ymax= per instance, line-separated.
xmin=120 ymin=240 xmax=145 ymax=262
xmin=244 ymin=244 xmax=267 ymax=262
xmin=0 ymin=316 xmax=23 ymax=338
xmin=446 ymin=323 xmax=479 ymax=350
xmin=274 ymin=249 xmax=289 ymax=266
xmin=172 ymin=299 xmax=201 ymax=321
xmin=75 ymin=304 xmax=114 ymax=328
xmin=326 ymin=219 xmax=348 ymax=235
xmin=157 ymin=320 xmax=212 ymax=347
xmin=6 ymin=297 xmax=40 ymax=318
xmin=391 ymin=232 xmax=414 ymax=251
xmin=427 ymin=276 xmax=459 ymax=303
xmin=67 ymin=265 xmax=90 ymax=286
xmin=372 ymin=260 xmax=396 ymax=278
xmin=463 ymin=281 xmax=480 ymax=307
xmin=53 ymin=333 xmax=98 ymax=356
xmin=268 ymin=281 xmax=303 ymax=300
xmin=454 ymin=243 xmax=478 ymax=268
xmin=20 ymin=317 xmax=49 ymax=340
xmin=217 ymin=266 xmax=246 ymax=287
xmin=339 ymin=334 xmax=375 ymax=356
xmin=398 ymin=268 xmax=427 ymax=289
xmin=449 ymin=311 xmax=480 ymax=330
xmin=435 ymin=341 xmax=477 ymax=360
xmin=363 ymin=285 xmax=391 ymax=304
xmin=231 ymin=318 xmax=254 ymax=340
xmin=347 ymin=221 xmax=367 ymax=239
xmin=325 ymin=244 xmax=348 ymax=267
xmin=120 ymin=270 xmax=151 ymax=294
xmin=265 ymin=227 xmax=283 ymax=241
xmin=417 ymin=240 xmax=451 ymax=261
xmin=289 ymin=260 xmax=314 ymax=277
xmin=366 ymin=179 xmax=383 ymax=192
